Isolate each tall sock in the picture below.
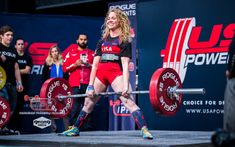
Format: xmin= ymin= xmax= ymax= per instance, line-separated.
xmin=131 ymin=109 xmax=147 ymax=129
xmin=74 ymin=110 xmax=88 ymax=128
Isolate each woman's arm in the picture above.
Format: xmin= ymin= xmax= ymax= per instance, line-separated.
xmin=88 ymin=56 xmax=101 ymax=85
xmin=121 ymin=57 xmax=130 ymax=93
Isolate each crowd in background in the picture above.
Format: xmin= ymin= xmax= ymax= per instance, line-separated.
xmin=0 ymin=24 xmax=94 ymax=135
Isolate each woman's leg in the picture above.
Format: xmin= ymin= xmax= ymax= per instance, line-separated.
xmin=111 ymin=75 xmax=139 ymax=112
xmin=59 ymin=78 xmax=106 ymax=136
xmin=82 ymin=77 xmax=107 ymax=113
xmin=73 ymin=78 xmax=106 ymax=127
xmin=111 ymin=76 xmax=153 ymax=139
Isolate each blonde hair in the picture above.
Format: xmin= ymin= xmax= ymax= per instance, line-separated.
xmin=45 ymin=45 xmax=63 ymax=66
xmin=102 ymin=8 xmax=132 ymax=44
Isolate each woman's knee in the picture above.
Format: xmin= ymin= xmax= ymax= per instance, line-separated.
xmin=84 ymin=99 xmax=92 ymax=107
xmin=83 ymin=98 xmax=96 ymax=112
xmin=121 ymin=97 xmax=137 ymax=108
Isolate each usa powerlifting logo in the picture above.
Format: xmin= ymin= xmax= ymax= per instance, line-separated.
xmin=161 ymin=17 xmax=234 ymax=82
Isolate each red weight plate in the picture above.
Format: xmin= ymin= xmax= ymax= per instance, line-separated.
xmin=149 ymin=68 xmax=182 ymax=116
xmin=0 ymin=96 xmax=11 ymax=128
xmin=40 ymin=78 xmax=73 ymax=118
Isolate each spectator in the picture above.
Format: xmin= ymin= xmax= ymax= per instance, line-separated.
xmin=224 ymin=35 xmax=235 ymax=132
xmin=63 ymin=34 xmax=94 ymax=131
xmin=13 ymin=37 xmax=32 ymax=132
xmin=211 ymin=35 xmax=235 ymax=147
xmin=42 ymin=45 xmax=66 ymax=133
xmin=0 ymin=25 xmax=23 ymax=135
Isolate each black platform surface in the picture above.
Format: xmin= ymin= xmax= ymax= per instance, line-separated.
xmin=0 ymin=130 xmax=214 ymax=147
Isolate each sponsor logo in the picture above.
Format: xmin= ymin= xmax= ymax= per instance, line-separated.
xmin=109 ymin=3 xmax=136 ymax=16
xmin=17 ymin=59 xmax=27 ymax=64
xmin=1 ymin=51 xmax=16 ymax=58
xmin=109 ymin=99 xmax=131 ymax=116
xmin=161 ymin=17 xmax=234 ymax=82
xmin=33 ymin=116 xmax=51 ymax=129
xmin=102 ymin=46 xmax=113 ymax=52
xmin=30 ymin=65 xmax=44 ymax=75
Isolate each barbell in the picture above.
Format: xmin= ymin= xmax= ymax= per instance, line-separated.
xmin=23 ymin=68 xmax=205 ymax=119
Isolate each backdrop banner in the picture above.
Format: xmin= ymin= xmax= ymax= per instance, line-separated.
xmin=137 ymin=0 xmax=235 ymax=131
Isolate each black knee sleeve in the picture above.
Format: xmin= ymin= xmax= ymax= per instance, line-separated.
xmin=132 ymin=109 xmax=147 ymax=129
xmin=74 ymin=110 xmax=88 ymax=128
